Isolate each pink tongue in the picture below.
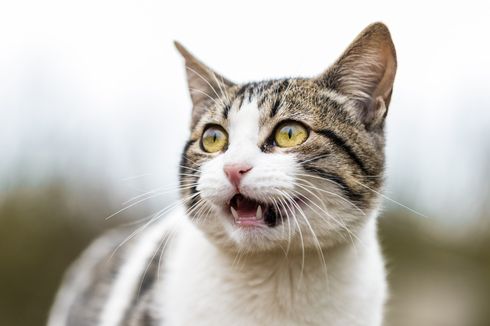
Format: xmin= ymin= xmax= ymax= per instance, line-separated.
xmin=235 ymin=196 xmax=257 ymax=218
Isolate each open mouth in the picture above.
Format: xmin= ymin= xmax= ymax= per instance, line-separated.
xmin=228 ymin=194 xmax=279 ymax=227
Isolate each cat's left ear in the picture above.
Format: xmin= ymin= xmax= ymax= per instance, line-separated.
xmin=174 ymin=41 xmax=235 ymax=109
xmin=317 ymin=22 xmax=397 ymax=130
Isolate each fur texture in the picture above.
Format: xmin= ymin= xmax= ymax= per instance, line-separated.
xmin=49 ymin=22 xmax=397 ymax=326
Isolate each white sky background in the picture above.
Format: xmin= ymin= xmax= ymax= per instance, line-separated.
xmin=1 ymin=0 xmax=489 ymax=222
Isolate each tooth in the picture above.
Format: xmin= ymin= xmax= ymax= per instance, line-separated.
xmin=256 ymin=205 xmax=263 ymax=219
xmin=230 ymin=206 xmax=238 ymax=220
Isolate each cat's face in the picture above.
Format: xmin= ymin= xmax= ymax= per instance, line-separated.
xmin=177 ymin=23 xmax=396 ymax=253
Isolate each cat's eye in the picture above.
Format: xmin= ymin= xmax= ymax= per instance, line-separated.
xmin=274 ymin=121 xmax=309 ymax=148
xmin=201 ymin=125 xmax=228 ymax=153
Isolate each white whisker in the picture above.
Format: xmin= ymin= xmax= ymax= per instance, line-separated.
xmin=185 ymin=66 xmax=227 ymax=108
xmin=280 ymin=190 xmax=329 ymax=282
xmin=352 ymin=180 xmax=428 ymax=218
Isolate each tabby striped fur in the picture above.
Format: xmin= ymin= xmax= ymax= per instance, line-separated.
xmin=49 ymin=22 xmax=397 ymax=326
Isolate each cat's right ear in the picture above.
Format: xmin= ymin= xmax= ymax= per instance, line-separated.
xmin=174 ymin=41 xmax=235 ymax=109
xmin=317 ymin=23 xmax=397 ymax=131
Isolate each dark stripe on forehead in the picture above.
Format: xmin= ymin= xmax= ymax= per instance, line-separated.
xmin=246 ymin=82 xmax=260 ymax=102
xmin=302 ymin=165 xmax=362 ymax=203
xmin=316 ymin=129 xmax=370 ymax=175
xmin=256 ymin=80 xmax=276 ymax=108
xmin=270 ymin=79 xmax=290 ymax=117
xmin=236 ymin=95 xmax=245 ymax=111
xmin=275 ymin=79 xmax=290 ymax=94
xmin=270 ymin=99 xmax=282 ymax=117
xmin=233 ymin=85 xmax=248 ymax=112
xmin=257 ymin=96 xmax=267 ymax=109
xmin=222 ymin=104 xmax=231 ymax=119
xmin=235 ymin=84 xmax=248 ymax=99
xmin=260 ymin=79 xmax=275 ymax=91
xmin=231 ymin=83 xmax=260 ymax=111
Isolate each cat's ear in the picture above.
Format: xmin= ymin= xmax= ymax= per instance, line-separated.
xmin=317 ymin=22 xmax=397 ymax=130
xmin=174 ymin=41 xmax=235 ymax=108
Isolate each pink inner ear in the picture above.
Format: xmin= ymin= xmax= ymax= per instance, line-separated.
xmin=372 ymin=44 xmax=397 ymax=107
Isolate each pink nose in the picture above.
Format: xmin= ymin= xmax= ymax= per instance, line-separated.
xmin=224 ymin=164 xmax=253 ymax=188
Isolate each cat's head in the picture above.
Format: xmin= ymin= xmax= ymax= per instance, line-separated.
xmin=176 ymin=23 xmax=396 ymax=253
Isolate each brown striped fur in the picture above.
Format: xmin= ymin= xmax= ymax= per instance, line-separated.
xmin=178 ymin=23 xmax=396 ymax=252
xmin=49 ymin=22 xmax=397 ymax=325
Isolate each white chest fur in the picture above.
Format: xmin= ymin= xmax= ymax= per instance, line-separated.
xmin=159 ymin=212 xmax=387 ymax=326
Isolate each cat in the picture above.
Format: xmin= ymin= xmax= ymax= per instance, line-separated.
xmin=48 ymin=22 xmax=397 ymax=326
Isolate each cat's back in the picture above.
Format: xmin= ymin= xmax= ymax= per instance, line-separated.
xmin=48 ymin=208 xmax=182 ymax=326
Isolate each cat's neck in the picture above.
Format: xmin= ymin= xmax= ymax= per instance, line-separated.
xmin=161 ymin=212 xmax=386 ymax=325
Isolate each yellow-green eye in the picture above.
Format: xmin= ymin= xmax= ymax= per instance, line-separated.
xmin=274 ymin=122 xmax=308 ymax=148
xmin=201 ymin=125 xmax=228 ymax=153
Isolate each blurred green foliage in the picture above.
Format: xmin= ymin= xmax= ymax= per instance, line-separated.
xmin=380 ymin=213 xmax=490 ymax=326
xmin=0 ymin=183 xmax=116 ymax=326
xmin=0 ymin=183 xmax=489 ymax=326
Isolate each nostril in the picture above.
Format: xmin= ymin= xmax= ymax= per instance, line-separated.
xmin=238 ymin=166 xmax=252 ymax=175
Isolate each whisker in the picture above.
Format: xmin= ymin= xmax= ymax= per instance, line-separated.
xmin=185 ymin=66 xmax=227 ymax=108
xmin=178 ymin=164 xmax=201 ymax=173
xmin=297 ymin=171 xmax=426 ymax=218
xmin=269 ymin=195 xmax=287 ymax=249
xmin=299 ymin=153 xmax=331 ymax=165
xmin=210 ymin=70 xmax=230 ymax=104
xmin=136 ymin=229 xmax=169 ymax=297
xmin=197 ymin=204 xmax=214 ymax=226
xmin=295 ymin=172 xmax=356 ymax=200
xmin=189 ymin=88 xmax=222 ymax=107
xmin=294 ymin=181 xmax=364 ymax=238
xmin=180 ymin=154 xmax=202 ymax=167
xmin=273 ymin=195 xmax=292 ymax=256
xmin=178 ymin=173 xmax=201 ymax=178
xmin=107 ymin=184 xmax=197 ymax=221
xmin=157 ymin=223 xmax=179 ymax=281
xmin=352 ymin=180 xmax=428 ymax=218
xmin=275 ymin=191 xmax=305 ymax=285
xmin=290 ymin=188 xmax=361 ymax=251
xmin=295 ymin=177 xmax=366 ymax=215
xmin=122 ymin=182 xmax=198 ymax=206
xmin=110 ymin=193 xmax=200 ymax=259
xmin=186 ymin=198 xmax=208 ymax=220
xmin=280 ymin=190 xmax=329 ymax=281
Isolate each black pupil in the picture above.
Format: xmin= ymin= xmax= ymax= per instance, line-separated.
xmin=287 ymin=128 xmax=293 ymax=139
xmin=213 ymin=132 xmax=217 ymax=142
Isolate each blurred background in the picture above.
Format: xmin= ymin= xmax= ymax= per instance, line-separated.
xmin=1 ymin=1 xmax=489 ymax=325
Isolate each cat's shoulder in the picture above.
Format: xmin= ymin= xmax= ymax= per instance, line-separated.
xmin=48 ymin=207 xmax=185 ymax=326
xmin=48 ymin=227 xmax=133 ymax=325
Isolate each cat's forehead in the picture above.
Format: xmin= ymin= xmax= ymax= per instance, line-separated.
xmin=193 ymin=78 xmax=349 ymax=135
xmin=235 ymin=79 xmax=317 ymax=119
